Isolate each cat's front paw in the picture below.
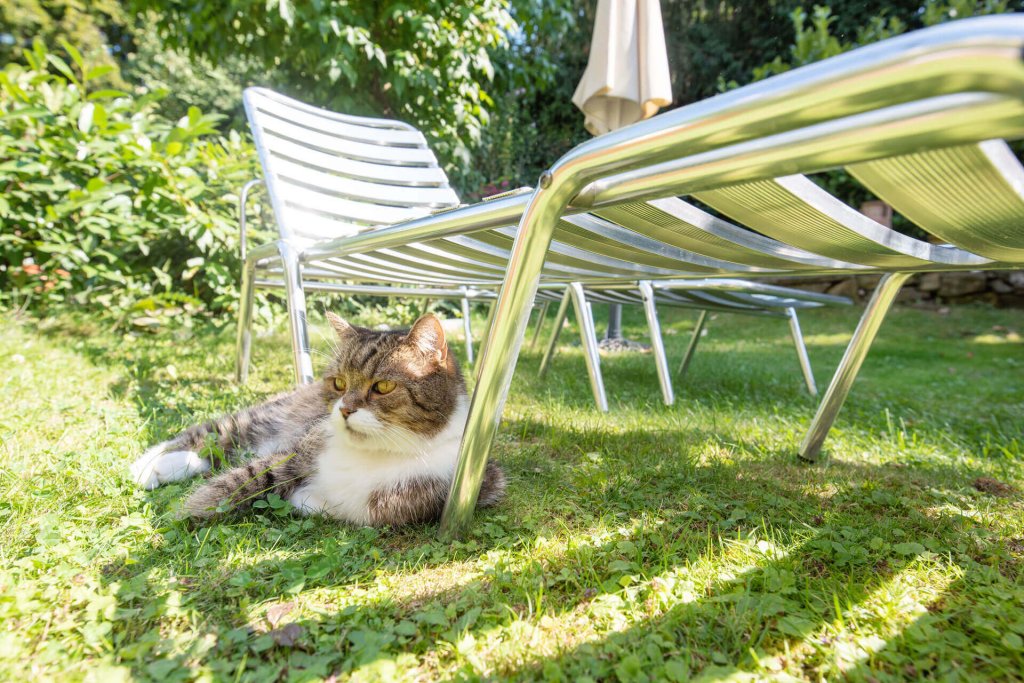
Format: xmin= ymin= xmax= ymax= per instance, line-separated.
xmin=130 ymin=444 xmax=209 ymax=490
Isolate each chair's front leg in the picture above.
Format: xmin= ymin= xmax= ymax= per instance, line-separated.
xmin=568 ymin=283 xmax=608 ymax=412
xmin=440 ymin=182 xmax=565 ymax=539
xmin=799 ymin=272 xmax=911 ymax=461
xmin=639 ymin=281 xmax=674 ymax=406
xmin=787 ymin=308 xmax=817 ymax=395
xmin=277 ymin=240 xmax=315 ymax=386
xmin=235 ymin=178 xmax=264 ymax=385
xmin=538 ymin=289 xmax=571 ymax=377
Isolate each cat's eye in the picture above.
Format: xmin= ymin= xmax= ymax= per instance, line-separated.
xmin=373 ymin=379 xmax=397 ymax=395
xmin=333 ymin=377 xmax=346 ymax=392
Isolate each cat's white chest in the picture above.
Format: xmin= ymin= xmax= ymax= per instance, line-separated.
xmin=288 ymin=402 xmax=466 ymax=525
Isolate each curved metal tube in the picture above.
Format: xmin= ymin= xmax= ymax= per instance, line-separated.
xmin=799 ymin=272 xmax=912 ymax=460
xmin=238 ymin=178 xmax=264 ymax=262
xmin=567 ymin=283 xmax=608 ymax=412
xmin=539 ymin=288 xmax=572 ymax=378
xmin=787 ymin=308 xmax=818 ymax=396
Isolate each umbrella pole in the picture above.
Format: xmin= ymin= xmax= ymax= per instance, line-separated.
xmin=604 ymin=303 xmax=623 ymax=340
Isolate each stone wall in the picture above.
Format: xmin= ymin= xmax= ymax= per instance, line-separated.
xmin=769 ymin=271 xmax=1024 ymax=307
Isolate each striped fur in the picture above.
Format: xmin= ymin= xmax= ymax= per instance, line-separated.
xmin=130 ymin=314 xmax=506 ymax=526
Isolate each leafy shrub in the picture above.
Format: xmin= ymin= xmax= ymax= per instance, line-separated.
xmin=0 ymin=40 xmax=264 ymax=319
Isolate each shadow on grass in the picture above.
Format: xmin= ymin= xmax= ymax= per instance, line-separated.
xmin=100 ymin=415 xmax=1022 ymax=680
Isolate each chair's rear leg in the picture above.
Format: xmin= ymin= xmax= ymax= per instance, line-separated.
xmin=568 ymin=283 xmax=609 ymax=412
xmin=639 ymin=281 xmax=674 ymax=406
xmin=539 ymin=289 xmax=571 ymax=377
xmin=461 ymin=296 xmax=474 ymax=365
xmin=677 ymin=309 xmax=709 ymax=378
xmin=787 ymin=308 xmax=817 ymax=395
xmin=235 ymin=254 xmax=257 ymax=384
xmin=799 ymin=272 xmax=911 ymax=462
xmin=529 ymin=300 xmax=551 ymax=350
xmin=474 ymin=301 xmax=497 ymax=374
xmin=278 ymin=241 xmax=315 ymax=386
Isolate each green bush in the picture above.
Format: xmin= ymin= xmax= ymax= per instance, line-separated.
xmin=0 ymin=40 xmax=264 ymax=319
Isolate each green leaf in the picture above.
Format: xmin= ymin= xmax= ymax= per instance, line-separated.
xmin=45 ymin=54 xmax=79 ymax=85
xmin=893 ymin=542 xmax=926 ymax=556
xmin=278 ymin=0 xmax=295 ymax=25
xmin=85 ymin=65 xmax=116 ymax=81
xmin=0 ymin=107 xmax=51 ymax=121
xmin=87 ymin=89 xmax=130 ymax=101
xmin=77 ymin=103 xmax=95 ymax=133
xmin=1002 ymin=633 xmax=1023 ymax=651
xmin=58 ymin=39 xmax=85 ymax=69
xmin=777 ymin=614 xmax=816 ymax=637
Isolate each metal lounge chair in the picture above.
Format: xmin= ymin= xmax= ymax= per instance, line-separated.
xmin=234 ymin=18 xmax=1024 ymax=538
xmin=535 ymin=280 xmax=852 ymax=410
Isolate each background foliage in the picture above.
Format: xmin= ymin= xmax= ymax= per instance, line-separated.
xmin=1 ymin=0 xmax=1019 ymax=320
xmin=0 ymin=41 xmax=260 ymax=319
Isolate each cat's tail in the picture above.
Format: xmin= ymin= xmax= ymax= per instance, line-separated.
xmin=182 ymin=451 xmax=307 ymax=519
xmin=163 ymin=387 xmax=311 ymax=461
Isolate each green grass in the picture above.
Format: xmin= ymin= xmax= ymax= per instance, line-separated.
xmin=1 ymin=302 xmax=1023 ymax=682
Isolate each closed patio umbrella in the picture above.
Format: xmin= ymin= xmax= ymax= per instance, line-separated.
xmin=573 ymin=0 xmax=672 ymax=342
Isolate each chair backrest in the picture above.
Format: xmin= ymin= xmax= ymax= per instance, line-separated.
xmin=243 ymin=88 xmax=462 ymax=245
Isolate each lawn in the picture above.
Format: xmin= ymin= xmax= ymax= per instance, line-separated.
xmin=1 ymin=301 xmax=1022 ymax=682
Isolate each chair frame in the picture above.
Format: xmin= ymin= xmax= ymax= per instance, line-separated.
xmin=536 ymin=280 xmax=851 ymax=409
xmin=233 ymin=18 xmax=1024 ymax=539
xmin=437 ymin=18 xmax=1024 ymax=536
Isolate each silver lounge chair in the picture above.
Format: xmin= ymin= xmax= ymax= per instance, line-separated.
xmin=236 ymin=18 xmax=1024 ymax=537
xmin=535 ymin=280 xmax=852 ymax=410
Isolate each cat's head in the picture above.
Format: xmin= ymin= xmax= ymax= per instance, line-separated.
xmin=320 ymin=313 xmax=467 ymax=451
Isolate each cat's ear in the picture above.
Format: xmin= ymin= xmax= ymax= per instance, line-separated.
xmin=326 ymin=312 xmax=356 ymax=341
xmin=405 ymin=315 xmax=448 ymax=364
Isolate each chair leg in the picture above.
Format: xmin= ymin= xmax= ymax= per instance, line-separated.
xmin=677 ymin=309 xmax=709 ymax=379
xmin=539 ymin=289 xmax=571 ymax=378
xmin=235 ymin=253 xmax=257 ymax=384
xmin=639 ymin=281 xmax=674 ymax=406
xmin=787 ymin=308 xmax=817 ymax=395
xmin=278 ymin=241 xmax=315 ymax=386
xmin=439 ymin=185 xmax=562 ymax=539
xmin=461 ymin=296 xmax=474 ymax=365
xmin=568 ymin=283 xmax=609 ymax=412
xmin=529 ymin=300 xmax=551 ymax=350
xmin=799 ymin=272 xmax=911 ymax=462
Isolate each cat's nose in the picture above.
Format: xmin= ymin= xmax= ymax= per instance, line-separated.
xmin=340 ymin=405 xmax=354 ymax=419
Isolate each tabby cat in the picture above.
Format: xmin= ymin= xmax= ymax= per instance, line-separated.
xmin=129 ymin=314 xmax=505 ymax=526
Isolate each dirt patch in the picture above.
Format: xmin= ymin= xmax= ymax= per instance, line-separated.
xmin=972 ymin=477 xmax=1018 ymax=497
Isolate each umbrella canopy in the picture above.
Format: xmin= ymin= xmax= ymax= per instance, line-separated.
xmin=572 ymin=0 xmax=672 ymax=135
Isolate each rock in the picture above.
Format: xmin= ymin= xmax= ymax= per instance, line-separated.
xmin=855 ymin=275 xmax=883 ymax=291
xmin=1009 ymin=271 xmax=1024 ymax=290
xmin=826 ymin=278 xmax=860 ymax=301
xmin=937 ymin=272 xmax=987 ymax=298
xmin=991 ymin=278 xmax=1013 ymax=294
xmin=917 ymin=272 xmax=941 ymax=292
xmin=895 ymin=286 xmax=921 ymax=303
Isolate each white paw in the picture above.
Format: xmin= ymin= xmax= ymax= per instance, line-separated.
xmin=130 ymin=444 xmax=209 ymax=490
xmin=288 ymin=486 xmax=327 ymax=516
